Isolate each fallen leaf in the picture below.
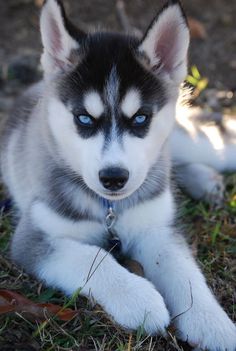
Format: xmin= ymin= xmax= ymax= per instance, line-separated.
xmin=34 ymin=0 xmax=43 ymax=7
xmin=187 ymin=17 xmax=207 ymax=39
xmin=0 ymin=304 xmax=15 ymax=313
xmin=0 ymin=290 xmax=78 ymax=321
xmin=122 ymin=258 xmax=144 ymax=277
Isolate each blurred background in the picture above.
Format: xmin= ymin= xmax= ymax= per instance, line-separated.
xmin=0 ymin=0 xmax=236 ymax=117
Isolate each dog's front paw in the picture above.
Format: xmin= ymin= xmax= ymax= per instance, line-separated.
xmin=105 ymin=275 xmax=170 ymax=335
xmin=175 ymin=305 xmax=236 ymax=351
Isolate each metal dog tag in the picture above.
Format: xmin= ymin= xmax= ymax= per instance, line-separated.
xmin=105 ymin=206 xmax=117 ymax=230
xmin=105 ymin=206 xmax=122 ymax=259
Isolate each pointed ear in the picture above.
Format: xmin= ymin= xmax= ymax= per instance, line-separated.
xmin=40 ymin=0 xmax=83 ymax=74
xmin=139 ymin=0 xmax=190 ymax=85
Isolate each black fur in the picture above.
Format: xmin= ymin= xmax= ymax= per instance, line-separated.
xmin=41 ymin=153 xmax=169 ymax=219
xmin=58 ymin=32 xmax=167 ymax=140
xmin=43 ymin=162 xmax=101 ymax=222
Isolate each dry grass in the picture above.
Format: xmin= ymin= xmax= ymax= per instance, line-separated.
xmin=0 ymin=176 xmax=235 ymax=351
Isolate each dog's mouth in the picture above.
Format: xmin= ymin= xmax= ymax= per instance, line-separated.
xmin=90 ymin=178 xmax=146 ymax=202
xmin=83 ymin=174 xmax=145 ymax=202
xmin=81 ymin=175 xmax=134 ymax=201
xmin=94 ymin=186 xmax=138 ymax=201
xmin=101 ymin=191 xmax=129 ymax=201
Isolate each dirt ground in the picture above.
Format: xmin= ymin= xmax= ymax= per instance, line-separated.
xmin=0 ymin=0 xmax=236 ymax=88
xmin=0 ymin=0 xmax=236 ymax=120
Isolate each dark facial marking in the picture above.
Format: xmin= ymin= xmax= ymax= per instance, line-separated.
xmin=58 ymin=32 xmax=167 ymax=140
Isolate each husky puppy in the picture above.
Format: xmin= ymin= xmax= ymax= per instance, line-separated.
xmin=1 ymin=0 xmax=236 ymax=349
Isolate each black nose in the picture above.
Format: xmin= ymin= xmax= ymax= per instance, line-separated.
xmin=99 ymin=167 xmax=129 ymax=191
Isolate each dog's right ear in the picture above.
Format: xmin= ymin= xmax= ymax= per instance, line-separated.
xmin=40 ymin=0 xmax=84 ymax=74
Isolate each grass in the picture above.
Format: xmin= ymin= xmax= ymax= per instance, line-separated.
xmin=0 ymin=176 xmax=236 ymax=350
xmin=186 ymin=65 xmax=208 ymax=98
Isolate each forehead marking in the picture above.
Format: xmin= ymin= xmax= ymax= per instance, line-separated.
xmin=121 ymin=89 xmax=141 ymax=117
xmin=103 ymin=65 xmax=120 ymax=150
xmin=84 ymin=91 xmax=104 ymax=118
xmin=105 ymin=66 xmax=119 ymax=112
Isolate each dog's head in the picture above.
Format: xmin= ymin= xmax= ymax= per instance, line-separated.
xmin=40 ymin=0 xmax=189 ymax=200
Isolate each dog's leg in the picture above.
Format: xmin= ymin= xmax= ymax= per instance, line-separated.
xmin=174 ymin=163 xmax=225 ymax=205
xmin=131 ymin=228 xmax=236 ymax=350
xmin=11 ymin=215 xmax=170 ymax=334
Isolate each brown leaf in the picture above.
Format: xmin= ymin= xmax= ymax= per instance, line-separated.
xmin=167 ymin=323 xmax=177 ymax=334
xmin=122 ymin=258 xmax=144 ymax=277
xmin=0 ymin=289 xmax=78 ymax=321
xmin=38 ymin=303 xmax=79 ymax=321
xmin=187 ymin=17 xmax=207 ymax=39
xmin=34 ymin=0 xmax=44 ymax=7
xmin=0 ymin=305 xmax=15 ymax=313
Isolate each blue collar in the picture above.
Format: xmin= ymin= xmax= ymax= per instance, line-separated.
xmin=101 ymin=197 xmax=113 ymax=210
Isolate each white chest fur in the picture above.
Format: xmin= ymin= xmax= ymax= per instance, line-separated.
xmin=115 ymin=188 xmax=175 ymax=252
xmin=30 ymin=188 xmax=175 ymax=252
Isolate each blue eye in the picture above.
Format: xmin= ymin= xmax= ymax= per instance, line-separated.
xmin=76 ymin=115 xmax=94 ymax=126
xmin=133 ymin=115 xmax=148 ymax=125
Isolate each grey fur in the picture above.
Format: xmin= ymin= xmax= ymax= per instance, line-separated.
xmin=11 ymin=214 xmax=53 ymax=275
xmin=43 ymin=163 xmax=102 ymax=222
xmin=1 ymin=0 xmax=235 ymax=281
xmin=0 ymin=75 xmax=169 ymax=269
xmin=1 ymin=3 xmax=236 ymax=348
xmin=105 ymin=66 xmax=119 ymax=117
xmin=0 ymin=82 xmax=232 ymax=272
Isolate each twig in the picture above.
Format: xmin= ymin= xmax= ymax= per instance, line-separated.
xmin=115 ymin=0 xmax=143 ymax=37
xmin=171 ymin=280 xmax=194 ymax=323
xmin=85 ymin=243 xmax=119 ymax=283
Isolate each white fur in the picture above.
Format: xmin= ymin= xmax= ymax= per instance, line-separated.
xmin=121 ymin=89 xmax=141 ymax=117
xmin=129 ymin=223 xmax=236 ymax=350
xmin=116 ymin=188 xmax=175 ymax=251
xmin=175 ymin=163 xmax=225 ymax=204
xmin=84 ymin=91 xmax=104 ymax=118
xmin=47 ymin=97 xmax=176 ymax=201
xmin=36 ymin=186 xmax=236 ymax=349
xmin=2 ymin=2 xmax=236 ymax=349
xmin=30 ymin=201 xmax=105 ymax=245
xmin=37 ymin=238 xmax=170 ymax=334
xmin=171 ymin=125 xmax=236 ymax=172
xmin=139 ymin=4 xmax=190 ymax=84
xmin=40 ymin=0 xmax=78 ymax=73
xmin=171 ymin=102 xmax=236 ymax=173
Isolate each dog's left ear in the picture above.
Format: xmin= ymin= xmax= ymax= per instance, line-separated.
xmin=40 ymin=0 xmax=85 ymax=74
xmin=139 ymin=0 xmax=190 ymax=85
